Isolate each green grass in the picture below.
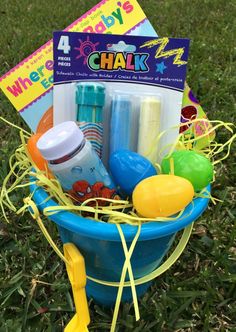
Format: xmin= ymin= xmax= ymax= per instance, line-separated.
xmin=0 ymin=0 xmax=236 ymax=331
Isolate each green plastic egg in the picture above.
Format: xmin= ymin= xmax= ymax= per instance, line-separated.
xmin=161 ymin=150 xmax=213 ymax=191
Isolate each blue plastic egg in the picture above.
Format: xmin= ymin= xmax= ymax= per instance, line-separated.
xmin=109 ymin=149 xmax=157 ymax=195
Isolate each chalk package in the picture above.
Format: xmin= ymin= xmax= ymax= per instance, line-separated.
xmin=0 ymin=1 xmax=234 ymax=332
xmin=53 ymin=32 xmax=190 ymax=167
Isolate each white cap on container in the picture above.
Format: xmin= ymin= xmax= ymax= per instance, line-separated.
xmin=37 ymin=121 xmax=84 ymax=160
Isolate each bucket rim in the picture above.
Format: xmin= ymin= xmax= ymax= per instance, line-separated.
xmin=30 ymin=181 xmax=210 ymax=241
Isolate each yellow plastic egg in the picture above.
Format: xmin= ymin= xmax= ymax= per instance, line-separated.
xmin=132 ymin=174 xmax=194 ymax=218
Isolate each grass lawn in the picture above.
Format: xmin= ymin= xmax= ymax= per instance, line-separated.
xmin=0 ymin=0 xmax=236 ymax=331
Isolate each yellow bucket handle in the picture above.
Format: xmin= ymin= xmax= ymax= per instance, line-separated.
xmin=64 ymin=243 xmax=90 ymax=332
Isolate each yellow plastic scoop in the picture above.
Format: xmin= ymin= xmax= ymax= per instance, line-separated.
xmin=64 ymin=243 xmax=90 ymax=332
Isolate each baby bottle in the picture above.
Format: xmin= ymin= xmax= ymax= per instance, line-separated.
xmin=37 ymin=121 xmax=118 ymax=205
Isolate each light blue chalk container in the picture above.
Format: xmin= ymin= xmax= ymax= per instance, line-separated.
xmin=30 ymin=182 xmax=209 ymax=306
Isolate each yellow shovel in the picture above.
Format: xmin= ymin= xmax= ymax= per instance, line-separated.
xmin=64 ymin=243 xmax=90 ymax=332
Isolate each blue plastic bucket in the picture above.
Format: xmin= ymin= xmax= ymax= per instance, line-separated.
xmin=31 ymin=182 xmax=210 ymax=306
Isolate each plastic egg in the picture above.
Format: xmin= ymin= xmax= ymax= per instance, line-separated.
xmin=132 ymin=174 xmax=194 ymax=218
xmin=161 ymin=150 xmax=213 ymax=191
xmin=36 ymin=106 xmax=53 ymax=134
xmin=27 ymin=134 xmax=53 ymax=177
xmin=109 ymin=149 xmax=157 ymax=195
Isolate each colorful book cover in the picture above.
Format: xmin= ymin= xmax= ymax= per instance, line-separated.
xmin=0 ymin=0 xmax=214 ymax=145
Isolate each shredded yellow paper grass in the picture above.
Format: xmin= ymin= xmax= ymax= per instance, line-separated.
xmin=1 ymin=117 xmax=235 ymax=224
